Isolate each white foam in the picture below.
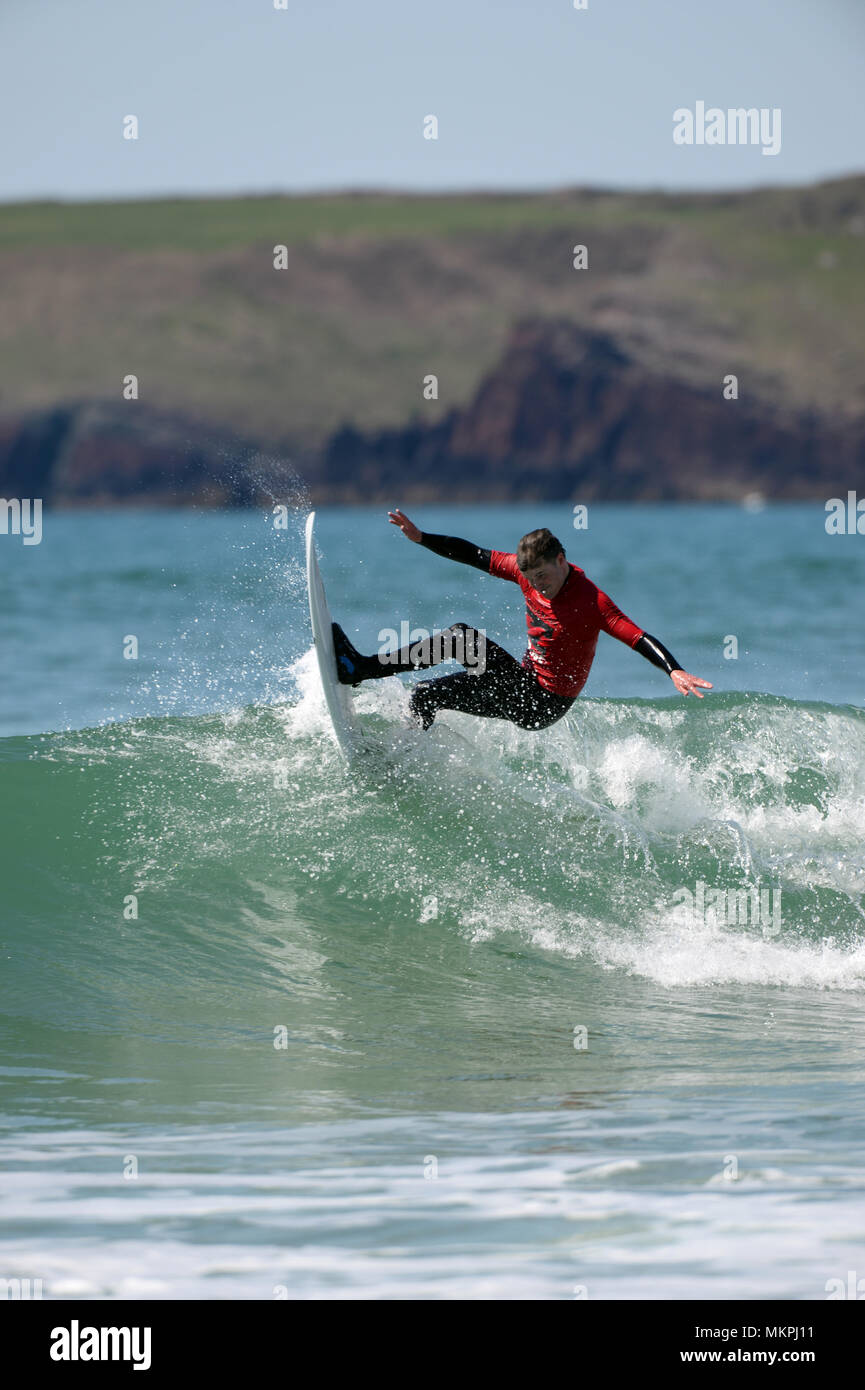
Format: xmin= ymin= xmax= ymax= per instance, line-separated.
xmin=606 ymin=905 xmax=865 ymax=990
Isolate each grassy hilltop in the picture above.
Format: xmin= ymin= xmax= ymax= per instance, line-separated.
xmin=1 ymin=178 xmax=864 ymax=453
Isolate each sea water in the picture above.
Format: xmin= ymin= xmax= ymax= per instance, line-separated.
xmin=1 ymin=503 xmax=863 ymax=1299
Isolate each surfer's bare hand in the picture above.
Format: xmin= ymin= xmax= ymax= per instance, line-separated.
xmin=388 ymin=509 xmax=422 ymax=543
xmin=671 ymin=670 xmax=713 ymax=699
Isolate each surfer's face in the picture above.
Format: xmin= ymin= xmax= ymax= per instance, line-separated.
xmin=523 ymin=553 xmax=568 ymax=599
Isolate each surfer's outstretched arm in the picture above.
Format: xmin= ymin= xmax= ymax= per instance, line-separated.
xmin=388 ymin=509 xmax=491 ymax=573
xmin=634 ymin=634 xmax=712 ymax=698
xmin=597 ymin=588 xmax=713 ymax=699
xmin=634 ymin=633 xmax=682 ymax=676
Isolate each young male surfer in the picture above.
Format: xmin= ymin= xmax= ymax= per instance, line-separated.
xmin=332 ymin=509 xmax=712 ymax=731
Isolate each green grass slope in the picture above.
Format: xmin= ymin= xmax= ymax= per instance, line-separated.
xmin=1 ymin=178 xmax=863 ymax=446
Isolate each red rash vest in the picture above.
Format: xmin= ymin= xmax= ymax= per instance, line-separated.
xmin=488 ymin=551 xmax=645 ymax=697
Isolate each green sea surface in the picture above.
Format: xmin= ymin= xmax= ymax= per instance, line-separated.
xmin=1 ymin=504 xmax=864 ymax=1298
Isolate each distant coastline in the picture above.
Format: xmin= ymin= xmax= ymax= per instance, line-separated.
xmin=2 ymin=177 xmax=863 ymax=505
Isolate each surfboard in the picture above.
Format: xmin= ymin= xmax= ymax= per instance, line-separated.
xmin=305 ymin=511 xmax=362 ymax=761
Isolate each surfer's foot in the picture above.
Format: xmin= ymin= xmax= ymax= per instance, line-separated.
xmin=332 ymin=623 xmax=372 ymax=686
xmin=408 ymin=712 xmax=434 ymax=731
xmin=408 ymin=690 xmax=435 ymax=731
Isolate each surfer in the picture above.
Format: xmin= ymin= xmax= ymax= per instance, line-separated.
xmin=333 ymin=510 xmax=712 ymax=731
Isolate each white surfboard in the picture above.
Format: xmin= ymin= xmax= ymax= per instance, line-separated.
xmin=305 ymin=511 xmax=363 ymax=760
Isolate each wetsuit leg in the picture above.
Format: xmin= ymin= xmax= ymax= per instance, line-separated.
xmin=334 ymin=621 xmax=573 ymax=732
xmin=409 ymin=627 xmax=574 ymax=732
xmin=335 ymin=620 xmax=488 ymax=682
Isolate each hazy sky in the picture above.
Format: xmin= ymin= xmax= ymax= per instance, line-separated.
xmin=1 ymin=0 xmax=862 ymax=201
